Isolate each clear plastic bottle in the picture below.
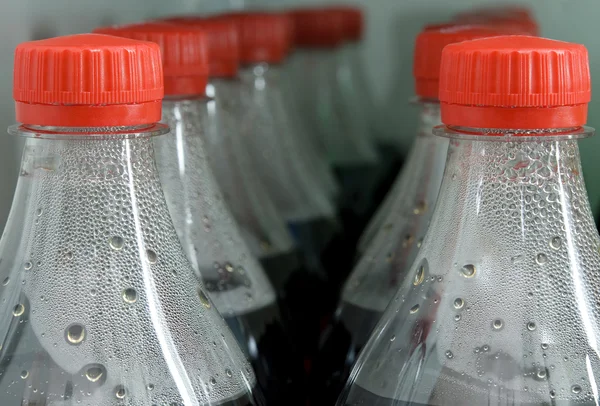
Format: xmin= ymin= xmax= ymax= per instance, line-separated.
xmin=311 ymin=26 xmax=507 ymax=405
xmin=2 ymin=33 xmax=260 ymax=405
xmin=289 ymin=8 xmax=381 ymax=224
xmin=338 ymin=36 xmax=599 ymax=406
xmin=94 ymin=23 xmax=305 ymax=404
xmin=225 ymin=11 xmax=342 ymax=363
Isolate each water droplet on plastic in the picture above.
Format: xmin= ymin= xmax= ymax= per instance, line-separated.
xmin=541 ymin=343 xmax=549 ymax=350
xmin=536 ymin=369 xmax=547 ymax=380
xmin=390 ymin=335 xmax=396 ymax=342
xmin=36 ymin=208 xmax=43 ymax=217
xmin=414 ymin=201 xmax=427 ymax=214
xmin=409 ymin=304 xmax=420 ymax=314
xmin=549 ymin=237 xmax=561 ymax=250
xmin=24 ymin=261 xmax=33 ymax=271
xmin=445 ymin=350 xmax=454 ymax=359
xmin=527 ymin=322 xmax=536 ymax=331
xmin=549 ymin=390 xmax=556 ymax=398
xmin=571 ymin=385 xmax=582 ymax=394
xmin=13 ymin=304 xmax=25 ymax=317
xmin=482 ymin=345 xmax=490 ymax=352
xmin=85 ymin=366 xmax=104 ymax=382
xmin=2 ymin=277 xmax=9 ymax=286
xmin=115 ymin=385 xmax=126 ymax=399
xmin=146 ymin=249 xmax=157 ymax=264
xmin=414 ymin=266 xmax=425 ymax=286
xmin=66 ymin=324 xmax=86 ymax=345
xmin=147 ymin=383 xmax=154 ymax=391
xmin=492 ymin=319 xmax=504 ymax=330
xmin=226 ymin=369 xmax=232 ymax=378
xmin=109 ymin=236 xmax=124 ymax=251
xmin=122 ymin=288 xmax=137 ymax=304
xmin=453 ymin=298 xmax=464 ymax=309
xmin=210 ymin=377 xmax=217 ymax=385
xmin=460 ymin=264 xmax=476 ymax=278
xmin=417 ymin=238 xmax=423 ymax=248
xmin=197 ymin=288 xmax=211 ymax=308
xmin=21 ymin=370 xmax=28 ymax=379
xmin=454 ymin=314 xmax=461 ymax=321
xmin=535 ymin=253 xmax=547 ymax=265
xmin=225 ymin=263 xmax=234 ymax=273
xmin=402 ymin=235 xmax=414 ymax=248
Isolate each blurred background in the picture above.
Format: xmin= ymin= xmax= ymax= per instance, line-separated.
xmin=0 ymin=0 xmax=595 ymax=230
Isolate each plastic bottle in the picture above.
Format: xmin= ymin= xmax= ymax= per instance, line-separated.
xmin=1 ymin=33 xmax=261 ymax=405
xmin=338 ymin=35 xmax=599 ymax=406
xmin=94 ymin=22 xmax=305 ymax=404
xmin=310 ymin=26 xmax=509 ymax=405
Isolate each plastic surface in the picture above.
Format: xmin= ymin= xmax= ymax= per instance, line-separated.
xmin=159 ymin=17 xmax=240 ymax=78
xmin=439 ymin=36 xmax=591 ymax=129
xmin=13 ymin=34 xmax=163 ymax=126
xmin=289 ymin=8 xmax=346 ymax=48
xmin=338 ymin=130 xmax=600 ymax=405
xmin=224 ymin=12 xmax=290 ymax=64
xmin=312 ymin=103 xmax=446 ymax=404
xmin=413 ymin=26 xmax=515 ymax=99
xmin=93 ymin=23 xmax=209 ymax=96
xmin=0 ymin=125 xmax=260 ymax=405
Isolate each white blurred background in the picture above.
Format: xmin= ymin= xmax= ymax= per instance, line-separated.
xmin=0 ymin=0 xmax=596 ymax=230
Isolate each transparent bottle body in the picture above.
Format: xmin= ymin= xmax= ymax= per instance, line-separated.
xmin=290 ymin=49 xmax=379 ymax=166
xmin=339 ymin=129 xmax=600 ymax=406
xmin=358 ymin=102 xmax=444 ymax=254
xmin=204 ymin=79 xmax=297 ymax=262
xmin=0 ymin=125 xmax=259 ymax=405
xmin=238 ymin=63 xmax=335 ymax=224
xmin=310 ymin=103 xmax=447 ymax=404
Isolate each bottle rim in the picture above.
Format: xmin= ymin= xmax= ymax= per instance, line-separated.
xmin=433 ymin=125 xmax=595 ymax=141
xmin=7 ymin=123 xmax=170 ymax=140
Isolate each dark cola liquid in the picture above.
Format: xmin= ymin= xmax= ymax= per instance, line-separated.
xmin=225 ymin=302 xmax=305 ymax=406
xmin=310 ymin=301 xmax=382 ymax=406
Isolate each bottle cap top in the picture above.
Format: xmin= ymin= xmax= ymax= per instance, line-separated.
xmin=439 ymin=35 xmax=591 ymax=129
xmin=215 ymin=12 xmax=290 ymax=64
xmin=159 ymin=16 xmax=240 ymax=78
xmin=94 ymin=22 xmax=208 ymax=96
xmin=13 ymin=33 xmax=163 ymax=127
xmin=414 ymin=25 xmax=510 ymax=99
xmin=288 ymin=8 xmax=346 ymax=48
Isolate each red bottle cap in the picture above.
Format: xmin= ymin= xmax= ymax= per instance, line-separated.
xmin=326 ymin=6 xmax=365 ymax=41
xmin=454 ymin=5 xmax=535 ymax=23
xmin=439 ymin=36 xmax=591 ymax=130
xmin=414 ymin=26 xmax=510 ymax=99
xmin=94 ymin=22 xmax=209 ymax=96
xmin=13 ymin=33 xmax=163 ymax=127
xmin=215 ymin=12 xmax=290 ymax=65
xmin=159 ymin=16 xmax=240 ymax=78
xmin=288 ymin=8 xmax=346 ymax=48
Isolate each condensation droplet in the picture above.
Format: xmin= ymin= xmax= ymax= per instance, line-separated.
xmin=146 ymin=249 xmax=157 ymax=264
xmin=197 ymin=288 xmax=211 ymax=308
xmin=409 ymin=304 xmax=420 ymax=314
xmin=36 ymin=208 xmax=43 ymax=217
xmin=24 ymin=261 xmax=33 ymax=271
xmin=527 ymin=322 xmax=536 ymax=331
xmin=453 ymin=298 xmax=464 ymax=309
xmin=390 ymin=335 xmax=396 ymax=342
xmin=210 ymin=377 xmax=217 ymax=385
xmin=414 ymin=201 xmax=427 ymax=215
xmin=147 ymin=383 xmax=154 ymax=391
xmin=414 ymin=266 xmax=425 ymax=286
xmin=402 ymin=235 xmax=414 ymax=248
xmin=571 ymin=385 xmax=582 ymax=394
xmin=13 ymin=304 xmax=25 ymax=317
xmin=541 ymin=343 xmax=549 ymax=350
xmin=535 ymin=253 xmax=547 ymax=265
xmin=460 ymin=264 xmax=476 ymax=278
xmin=536 ymin=369 xmax=547 ymax=380
xmin=85 ymin=366 xmax=104 ymax=382
xmin=492 ymin=319 xmax=504 ymax=330
xmin=122 ymin=288 xmax=137 ymax=304
xmin=20 ymin=370 xmax=29 ymax=379
xmin=445 ymin=350 xmax=454 ymax=359
xmin=226 ymin=369 xmax=232 ymax=378
xmin=417 ymin=238 xmax=423 ymax=248
xmin=454 ymin=314 xmax=461 ymax=321
xmin=225 ymin=263 xmax=234 ymax=273
xmin=66 ymin=324 xmax=86 ymax=345
xmin=109 ymin=236 xmax=124 ymax=251
xmin=549 ymin=390 xmax=556 ymax=398
xmin=115 ymin=385 xmax=126 ymax=399
xmin=2 ymin=277 xmax=9 ymax=286
xmin=549 ymin=237 xmax=561 ymax=250
xmin=482 ymin=345 xmax=490 ymax=352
